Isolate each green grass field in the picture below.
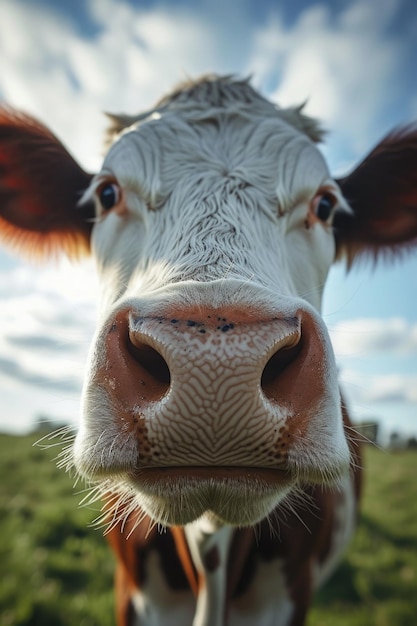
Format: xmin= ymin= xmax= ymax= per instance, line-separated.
xmin=0 ymin=433 xmax=416 ymax=625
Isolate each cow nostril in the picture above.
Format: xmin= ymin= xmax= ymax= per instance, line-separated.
xmin=261 ymin=343 xmax=302 ymax=391
xmin=127 ymin=339 xmax=171 ymax=386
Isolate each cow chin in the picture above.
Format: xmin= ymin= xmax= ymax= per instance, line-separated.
xmin=127 ymin=471 xmax=295 ymax=526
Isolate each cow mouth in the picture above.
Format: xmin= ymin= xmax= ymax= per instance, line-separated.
xmin=125 ymin=465 xmax=295 ymax=526
xmin=129 ymin=465 xmax=293 ymax=486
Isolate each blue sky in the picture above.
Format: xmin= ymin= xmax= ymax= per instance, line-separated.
xmin=0 ymin=0 xmax=416 ymax=440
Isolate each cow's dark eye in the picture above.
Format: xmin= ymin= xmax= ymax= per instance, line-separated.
xmin=99 ymin=183 xmax=120 ymax=211
xmin=314 ymin=193 xmax=336 ymax=222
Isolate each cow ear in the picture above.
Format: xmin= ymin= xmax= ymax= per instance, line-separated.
xmin=0 ymin=107 xmax=95 ymax=259
xmin=334 ymin=125 xmax=417 ymax=265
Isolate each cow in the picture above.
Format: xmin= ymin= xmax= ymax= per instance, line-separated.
xmin=1 ymin=75 xmax=416 ymax=626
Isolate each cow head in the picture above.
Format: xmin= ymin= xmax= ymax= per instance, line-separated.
xmin=1 ymin=77 xmax=416 ymax=528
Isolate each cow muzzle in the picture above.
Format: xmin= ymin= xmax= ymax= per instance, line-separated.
xmin=75 ymin=304 xmax=350 ymax=524
xmin=87 ymin=306 xmax=334 ymax=467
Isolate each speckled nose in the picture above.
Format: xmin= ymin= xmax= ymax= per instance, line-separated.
xmin=97 ymin=308 xmax=326 ymax=466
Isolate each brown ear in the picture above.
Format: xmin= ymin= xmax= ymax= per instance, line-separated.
xmin=334 ymin=125 xmax=417 ymax=265
xmin=0 ymin=107 xmax=94 ymax=259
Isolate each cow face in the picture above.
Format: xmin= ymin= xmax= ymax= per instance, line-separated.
xmin=73 ymin=81 xmax=350 ymax=526
xmin=1 ymin=77 xmax=416 ymax=528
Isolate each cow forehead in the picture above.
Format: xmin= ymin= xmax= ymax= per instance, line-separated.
xmin=100 ymin=109 xmax=331 ymax=210
xmin=89 ymin=102 xmax=338 ymax=312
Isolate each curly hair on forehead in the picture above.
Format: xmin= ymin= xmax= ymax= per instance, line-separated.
xmin=104 ymin=74 xmax=325 ymax=149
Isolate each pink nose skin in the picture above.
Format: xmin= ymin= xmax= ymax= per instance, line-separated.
xmin=95 ymin=307 xmax=330 ymax=470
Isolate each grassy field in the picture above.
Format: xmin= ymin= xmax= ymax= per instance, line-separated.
xmin=0 ymin=433 xmax=416 ymax=625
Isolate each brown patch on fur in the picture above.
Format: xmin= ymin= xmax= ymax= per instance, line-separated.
xmin=171 ymin=526 xmax=199 ymax=596
xmin=113 ymin=563 xmax=137 ymax=626
xmin=335 ymin=124 xmax=417 ymax=265
xmin=0 ymin=107 xmax=94 ymax=259
xmin=106 ymin=507 xmax=194 ymax=626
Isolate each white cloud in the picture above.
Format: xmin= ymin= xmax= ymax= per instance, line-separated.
xmin=363 ymin=374 xmax=417 ymax=403
xmin=330 ymin=315 xmax=417 ymax=417
xmin=329 ymin=317 xmax=417 ymax=358
xmin=248 ymin=0 xmax=409 ymax=156
xmin=0 ymin=261 xmax=97 ymax=394
xmin=1 ymin=0 xmax=414 ymax=173
xmin=340 ymin=369 xmax=417 ymax=404
xmin=0 ymin=0 xmax=225 ymax=170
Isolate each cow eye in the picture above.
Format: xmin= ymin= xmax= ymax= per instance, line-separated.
xmin=313 ymin=193 xmax=336 ymax=223
xmin=99 ymin=182 xmax=121 ymax=212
